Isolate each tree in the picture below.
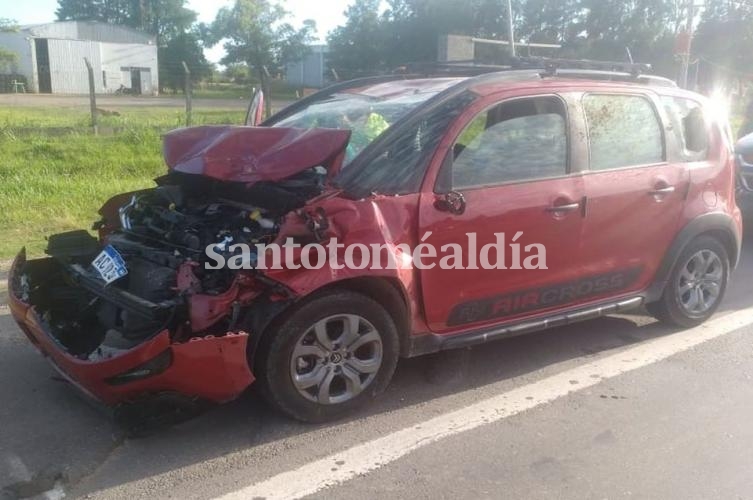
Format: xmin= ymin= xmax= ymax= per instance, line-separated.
xmin=328 ymin=0 xmax=508 ymax=76
xmin=383 ymin=0 xmax=508 ymax=64
xmin=207 ymin=0 xmax=317 ymax=115
xmin=517 ymin=0 xmax=580 ymax=45
xmin=224 ymin=63 xmax=251 ymax=84
xmin=160 ymin=30 xmax=212 ymax=93
xmin=56 ymin=0 xmax=135 ymax=26
xmin=57 ymin=0 xmax=197 ymax=44
xmin=136 ymin=0 xmax=197 ymax=45
xmin=0 ymin=19 xmax=19 ymax=73
xmin=327 ymin=0 xmax=695 ymax=79
xmin=694 ymin=0 xmax=753 ymax=90
xmin=327 ymin=0 xmax=389 ymax=79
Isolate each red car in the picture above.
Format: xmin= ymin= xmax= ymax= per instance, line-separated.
xmin=8 ymin=60 xmax=742 ymax=424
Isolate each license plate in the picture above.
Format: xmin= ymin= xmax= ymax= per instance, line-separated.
xmin=91 ymin=245 xmax=128 ymax=284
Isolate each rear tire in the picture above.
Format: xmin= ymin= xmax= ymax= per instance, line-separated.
xmin=255 ymin=290 xmax=399 ymax=423
xmin=647 ymin=235 xmax=729 ymax=328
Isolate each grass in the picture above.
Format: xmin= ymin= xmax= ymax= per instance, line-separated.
xmin=192 ymin=81 xmax=299 ymax=101
xmin=0 ymin=106 xmax=246 ymax=129
xmin=0 ymin=106 xmax=247 ymax=259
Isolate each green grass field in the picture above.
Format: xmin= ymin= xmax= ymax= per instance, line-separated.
xmin=192 ymin=80 xmax=299 ymax=101
xmin=0 ymin=106 xmax=246 ymax=259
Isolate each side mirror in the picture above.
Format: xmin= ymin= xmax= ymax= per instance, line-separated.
xmin=245 ymin=89 xmax=265 ymax=126
xmin=735 ymin=132 xmax=753 ymax=157
xmin=434 ymin=191 xmax=466 ymax=215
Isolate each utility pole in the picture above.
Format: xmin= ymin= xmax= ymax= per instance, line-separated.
xmin=507 ymin=0 xmax=516 ymax=57
xmin=679 ymin=0 xmax=695 ymax=89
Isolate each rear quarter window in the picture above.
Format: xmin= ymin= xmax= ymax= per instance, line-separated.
xmin=661 ymin=96 xmax=710 ymax=162
xmin=583 ymin=94 xmax=664 ymax=170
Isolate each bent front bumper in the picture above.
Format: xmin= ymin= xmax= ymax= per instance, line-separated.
xmin=8 ymin=250 xmax=254 ymax=406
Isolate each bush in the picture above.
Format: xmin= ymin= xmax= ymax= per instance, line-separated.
xmin=0 ymin=73 xmax=27 ymax=93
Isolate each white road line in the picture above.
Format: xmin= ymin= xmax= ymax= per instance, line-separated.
xmin=215 ymin=308 xmax=753 ymax=500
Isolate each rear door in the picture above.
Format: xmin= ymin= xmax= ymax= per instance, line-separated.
xmin=418 ymin=93 xmax=587 ymax=333
xmin=579 ymin=92 xmax=690 ymax=294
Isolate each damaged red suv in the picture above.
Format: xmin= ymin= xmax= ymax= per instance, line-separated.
xmin=9 ymin=60 xmax=742 ymax=423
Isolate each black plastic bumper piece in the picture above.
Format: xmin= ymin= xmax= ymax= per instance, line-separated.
xmin=65 ymin=263 xmax=176 ymax=320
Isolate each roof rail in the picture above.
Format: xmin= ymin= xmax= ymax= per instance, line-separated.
xmin=553 ymin=69 xmax=678 ymax=87
xmin=398 ymin=61 xmax=518 ymax=77
xmin=512 ymin=56 xmax=651 ymax=76
xmin=400 ymin=57 xmax=667 ymax=83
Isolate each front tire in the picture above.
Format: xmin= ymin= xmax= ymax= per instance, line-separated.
xmin=647 ymin=235 xmax=729 ymax=328
xmin=255 ymin=290 xmax=399 ymax=423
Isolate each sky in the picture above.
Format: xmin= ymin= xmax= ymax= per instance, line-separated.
xmin=2 ymin=0 xmax=351 ymax=62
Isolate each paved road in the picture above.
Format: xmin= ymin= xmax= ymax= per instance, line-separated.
xmin=1 ymin=231 xmax=753 ymax=500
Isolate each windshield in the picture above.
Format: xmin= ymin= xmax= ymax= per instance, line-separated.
xmin=272 ymin=90 xmax=445 ymax=165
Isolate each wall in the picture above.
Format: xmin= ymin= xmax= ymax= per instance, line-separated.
xmin=100 ymin=42 xmax=158 ymax=94
xmin=47 ymin=38 xmax=102 ymax=94
xmin=438 ymin=35 xmax=475 ymax=63
xmin=0 ymin=31 xmax=37 ymax=91
xmin=0 ymin=28 xmax=158 ymax=94
xmin=286 ymin=45 xmax=329 ymax=89
xmin=43 ymin=39 xmax=157 ymax=94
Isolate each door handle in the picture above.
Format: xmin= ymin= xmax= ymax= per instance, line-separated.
xmin=648 ymin=186 xmax=675 ymax=196
xmin=545 ymin=202 xmax=580 ymax=213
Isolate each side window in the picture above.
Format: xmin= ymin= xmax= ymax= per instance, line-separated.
xmin=450 ymin=96 xmax=568 ymax=189
xmin=583 ymin=94 xmax=664 ymax=171
xmin=661 ymin=96 xmax=709 ymax=161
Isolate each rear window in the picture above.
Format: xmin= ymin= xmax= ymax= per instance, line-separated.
xmin=583 ymin=94 xmax=664 ymax=170
xmin=661 ymin=96 xmax=709 ymax=161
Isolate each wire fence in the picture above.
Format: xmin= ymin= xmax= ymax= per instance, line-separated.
xmin=0 ymin=58 xmax=300 ymax=136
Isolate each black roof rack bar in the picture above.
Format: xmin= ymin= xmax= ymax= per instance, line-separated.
xmin=554 ymin=69 xmax=678 ymax=87
xmin=512 ymin=56 xmax=651 ymax=76
xmin=401 ymin=57 xmax=654 ymax=79
xmin=399 ymin=61 xmax=519 ymax=76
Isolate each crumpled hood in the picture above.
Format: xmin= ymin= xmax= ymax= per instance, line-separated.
xmin=163 ymin=126 xmax=352 ymax=184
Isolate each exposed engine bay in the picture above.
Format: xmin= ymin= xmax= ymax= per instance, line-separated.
xmin=19 ymin=169 xmax=327 ymax=361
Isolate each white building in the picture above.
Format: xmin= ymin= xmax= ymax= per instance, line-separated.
xmin=286 ymin=45 xmax=329 ymax=89
xmin=0 ymin=21 xmax=158 ymax=94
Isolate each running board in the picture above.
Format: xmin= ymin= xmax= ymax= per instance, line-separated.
xmin=406 ymin=296 xmax=644 ymax=357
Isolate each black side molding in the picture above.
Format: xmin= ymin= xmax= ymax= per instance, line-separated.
xmin=405 ymin=296 xmax=644 ymax=357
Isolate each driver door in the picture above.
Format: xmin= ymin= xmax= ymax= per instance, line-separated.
xmin=418 ymin=93 xmax=586 ymax=334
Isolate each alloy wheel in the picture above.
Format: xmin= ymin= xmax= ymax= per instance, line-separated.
xmin=289 ymin=314 xmax=383 ymax=405
xmin=675 ymin=249 xmax=724 ymax=316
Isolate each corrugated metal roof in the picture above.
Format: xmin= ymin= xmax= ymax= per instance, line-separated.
xmin=21 ymin=21 xmax=155 ymax=45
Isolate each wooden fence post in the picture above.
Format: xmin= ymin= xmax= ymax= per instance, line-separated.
xmin=262 ymin=65 xmax=272 ymax=118
xmin=182 ymin=61 xmax=192 ymax=127
xmin=84 ymin=58 xmax=98 ymax=135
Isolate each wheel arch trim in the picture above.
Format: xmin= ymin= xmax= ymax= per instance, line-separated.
xmin=646 ymin=212 xmax=741 ymax=302
xmin=246 ymin=276 xmax=413 ymax=366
